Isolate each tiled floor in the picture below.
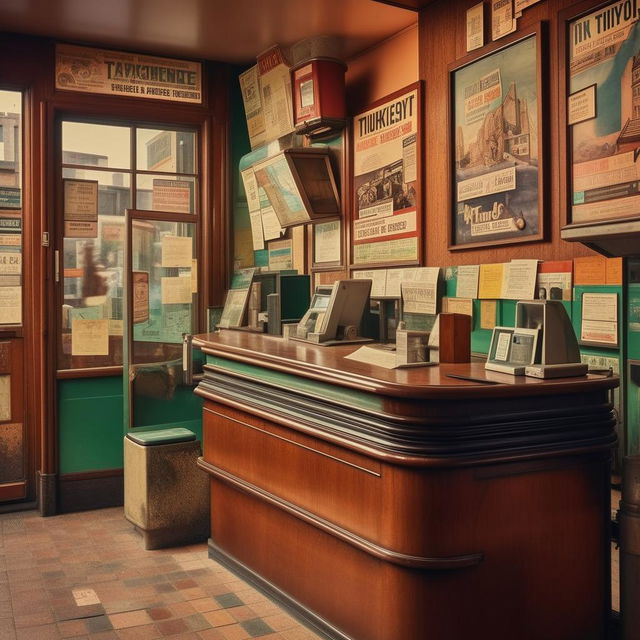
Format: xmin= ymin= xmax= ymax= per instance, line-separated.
xmin=0 ymin=507 xmax=323 ymax=640
xmin=0 ymin=504 xmax=624 ymax=639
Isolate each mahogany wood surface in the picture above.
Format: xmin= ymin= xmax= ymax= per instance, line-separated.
xmin=196 ymin=331 xmax=616 ymax=640
xmin=193 ymin=330 xmax=617 ymax=399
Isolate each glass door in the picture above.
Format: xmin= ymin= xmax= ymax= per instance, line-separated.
xmin=124 ymin=210 xmax=202 ymax=432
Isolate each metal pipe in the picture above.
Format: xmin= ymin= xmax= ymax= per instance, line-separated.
xmin=620 ymin=455 xmax=640 ymax=640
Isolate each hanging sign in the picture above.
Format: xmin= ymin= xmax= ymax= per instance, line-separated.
xmin=55 ymin=44 xmax=202 ymax=104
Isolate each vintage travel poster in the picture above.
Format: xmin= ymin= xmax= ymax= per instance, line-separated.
xmin=353 ymin=85 xmax=420 ymax=265
xmin=569 ymin=0 xmax=640 ymax=224
xmin=453 ymin=33 xmax=540 ymax=247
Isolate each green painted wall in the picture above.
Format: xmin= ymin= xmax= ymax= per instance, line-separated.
xmin=58 ymin=377 xmax=124 ymax=474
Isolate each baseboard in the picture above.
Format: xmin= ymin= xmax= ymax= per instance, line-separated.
xmin=58 ymin=468 xmax=123 ymax=513
xmin=208 ymin=539 xmax=346 ymax=640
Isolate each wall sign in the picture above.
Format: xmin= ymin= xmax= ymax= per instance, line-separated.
xmin=450 ymin=25 xmax=545 ymax=249
xmin=566 ymin=0 xmax=640 ymax=225
xmin=55 ymin=44 xmax=202 ymax=104
xmin=352 ymin=82 xmax=422 ymax=266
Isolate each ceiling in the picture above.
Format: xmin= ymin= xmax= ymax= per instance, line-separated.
xmin=0 ymin=0 xmax=418 ymax=65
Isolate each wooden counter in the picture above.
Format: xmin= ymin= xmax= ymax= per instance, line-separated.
xmin=194 ymin=330 xmax=618 ymax=640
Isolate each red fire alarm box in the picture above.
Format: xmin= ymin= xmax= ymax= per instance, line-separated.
xmin=292 ymin=58 xmax=346 ymax=137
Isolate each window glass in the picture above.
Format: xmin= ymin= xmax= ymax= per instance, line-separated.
xmin=0 ymin=90 xmax=23 ymax=327
xmin=136 ymin=128 xmax=196 ymax=173
xmin=59 ymin=120 xmax=198 ymax=370
xmin=62 ymin=122 xmax=131 ymax=169
xmin=0 ymin=90 xmax=22 ymax=208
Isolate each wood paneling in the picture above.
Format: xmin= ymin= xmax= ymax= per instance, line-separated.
xmin=197 ymin=332 xmax=616 ymax=640
xmin=420 ymin=0 xmax=599 ymax=267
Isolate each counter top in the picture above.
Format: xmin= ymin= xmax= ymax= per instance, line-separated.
xmin=193 ymin=330 xmax=618 ymax=401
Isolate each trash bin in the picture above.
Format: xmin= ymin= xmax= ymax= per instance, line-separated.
xmin=124 ymin=427 xmax=209 ymax=550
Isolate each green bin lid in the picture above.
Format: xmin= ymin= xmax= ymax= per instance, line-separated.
xmin=126 ymin=428 xmax=196 ymax=446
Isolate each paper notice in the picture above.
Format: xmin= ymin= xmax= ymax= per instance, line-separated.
xmin=161 ymin=276 xmax=192 ymax=305
xmin=568 ymin=85 xmax=596 ymax=125
xmin=494 ymin=331 xmax=511 ymax=361
xmin=344 ymin=344 xmax=399 ymax=370
xmin=0 ymin=287 xmax=21 ymax=324
xmin=582 ymin=292 xmax=617 ymax=322
xmin=385 ymin=268 xmax=417 ymax=298
xmin=258 ymin=46 xmax=294 ymax=142
xmin=133 ymin=271 xmax=149 ymax=324
xmin=64 ymin=221 xmax=97 ymax=238
xmin=239 ymin=65 xmax=267 ymax=149
xmin=480 ymin=300 xmax=497 ymax=329
xmin=402 ymin=280 xmax=438 ymax=315
xmin=467 ymin=3 xmax=485 ymax=52
xmin=64 ymin=180 xmax=98 ymax=221
xmin=456 ymin=264 xmax=480 ymax=298
xmin=249 ymin=210 xmax=265 ymax=251
xmin=354 ymin=269 xmax=387 ymax=298
xmin=0 ymin=376 xmax=10 ymax=421
xmin=574 ymin=256 xmax=606 ymax=285
xmin=492 ymin=0 xmax=516 ymax=40
xmin=443 ymin=297 xmax=473 ymax=316
xmin=478 ymin=263 xmax=505 ymax=299
xmin=581 ymin=319 xmax=618 ymax=345
xmin=261 ymin=205 xmax=284 ymax=241
xmin=314 ymin=220 xmax=341 ymax=264
xmin=191 ymin=259 xmax=198 ymax=294
xmin=241 ymin=168 xmax=261 ymax=213
xmin=219 ymin=288 xmax=249 ymax=328
xmin=402 ymin=134 xmax=417 ymax=184
xmin=161 ymin=235 xmax=192 ymax=268
xmin=502 ymin=259 xmax=538 ymax=300
xmin=71 ymin=318 xmax=109 ymax=356
xmin=0 ymin=253 xmax=21 ymax=275
xmin=152 ymin=179 xmax=192 ymax=214
xmin=267 ymin=239 xmax=293 ymax=271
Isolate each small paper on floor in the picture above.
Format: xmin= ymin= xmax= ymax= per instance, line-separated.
xmin=72 ymin=588 xmax=101 ymax=606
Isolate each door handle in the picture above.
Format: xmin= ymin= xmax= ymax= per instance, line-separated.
xmin=182 ymin=333 xmax=193 ymax=385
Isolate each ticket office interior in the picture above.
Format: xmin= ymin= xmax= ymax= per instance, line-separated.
xmin=0 ymin=0 xmax=635 ymax=516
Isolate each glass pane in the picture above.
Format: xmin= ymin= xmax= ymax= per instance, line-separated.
xmin=130 ymin=220 xmax=197 ymax=428
xmin=0 ymin=90 xmax=23 ymax=327
xmin=136 ymin=174 xmax=197 ymax=213
xmin=62 ymin=169 xmax=131 ymax=216
xmin=0 ymin=90 xmax=22 ymax=210
xmin=59 ymin=212 xmax=126 ymax=369
xmin=62 ymin=122 xmax=131 ymax=169
xmin=136 ymin=128 xmax=196 ymax=173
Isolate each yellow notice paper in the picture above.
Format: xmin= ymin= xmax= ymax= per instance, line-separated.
xmin=478 ymin=263 xmax=505 ymax=299
xmin=161 ymin=235 xmax=192 ymax=268
xmin=71 ymin=318 xmax=109 ymax=356
xmin=0 ymin=286 xmax=21 ymax=324
xmin=191 ymin=259 xmax=198 ymax=293
xmin=0 ymin=375 xmax=10 ymax=421
xmin=480 ymin=300 xmax=498 ymax=329
xmin=161 ymin=277 xmax=192 ymax=305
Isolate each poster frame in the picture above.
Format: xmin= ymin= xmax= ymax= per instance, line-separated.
xmin=560 ymin=0 xmax=640 ymax=232
xmin=448 ymin=23 xmax=546 ymax=250
xmin=350 ymin=81 xmax=423 ymax=268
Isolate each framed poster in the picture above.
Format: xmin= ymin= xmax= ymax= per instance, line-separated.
xmin=564 ymin=0 xmax=640 ymax=226
xmin=450 ymin=25 xmax=545 ymax=249
xmin=352 ymin=82 xmax=422 ymax=266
